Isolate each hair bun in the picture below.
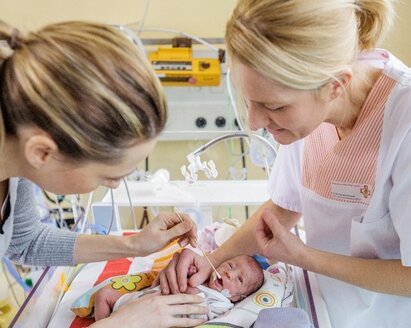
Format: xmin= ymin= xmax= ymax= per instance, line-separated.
xmin=8 ymin=28 xmax=22 ymax=50
xmin=0 ymin=21 xmax=24 ymax=53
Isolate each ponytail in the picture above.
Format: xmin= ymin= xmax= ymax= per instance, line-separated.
xmin=356 ymin=0 xmax=395 ymax=50
xmin=0 ymin=21 xmax=25 ymax=149
xmin=226 ymin=0 xmax=396 ymax=91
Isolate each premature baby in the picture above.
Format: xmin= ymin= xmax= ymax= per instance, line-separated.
xmin=94 ymin=255 xmax=264 ymax=321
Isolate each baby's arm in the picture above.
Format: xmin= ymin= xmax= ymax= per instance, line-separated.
xmin=94 ymin=289 xmax=122 ymax=321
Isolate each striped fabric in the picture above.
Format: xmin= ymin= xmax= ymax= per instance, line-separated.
xmin=151 ymin=240 xmax=183 ymax=271
xmin=69 ymin=240 xmax=182 ymax=328
xmin=302 ymin=74 xmax=397 ymax=205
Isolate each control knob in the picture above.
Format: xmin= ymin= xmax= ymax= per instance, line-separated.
xmin=215 ymin=116 xmax=226 ymax=128
xmin=195 ymin=117 xmax=207 ymax=128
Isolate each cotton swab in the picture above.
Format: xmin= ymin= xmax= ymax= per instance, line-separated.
xmin=198 ymin=247 xmax=222 ymax=280
xmin=174 ymin=211 xmax=222 ymax=280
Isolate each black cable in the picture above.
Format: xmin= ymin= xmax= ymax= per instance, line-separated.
xmin=239 ymin=138 xmax=249 ymax=219
xmin=141 ymin=156 xmax=150 ymax=228
xmin=43 ymin=190 xmax=65 ymax=203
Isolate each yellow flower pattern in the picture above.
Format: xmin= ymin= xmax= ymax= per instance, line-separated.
xmin=111 ymin=274 xmax=143 ymax=292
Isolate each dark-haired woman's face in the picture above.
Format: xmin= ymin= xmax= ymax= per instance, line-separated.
xmin=33 ymin=138 xmax=157 ymax=194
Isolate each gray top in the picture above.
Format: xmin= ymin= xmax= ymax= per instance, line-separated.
xmin=0 ymin=178 xmax=77 ymax=266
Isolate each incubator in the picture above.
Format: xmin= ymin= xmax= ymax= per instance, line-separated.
xmin=9 ymin=175 xmax=331 ymax=328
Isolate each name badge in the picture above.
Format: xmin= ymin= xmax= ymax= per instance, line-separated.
xmin=331 ymin=182 xmax=372 ymax=203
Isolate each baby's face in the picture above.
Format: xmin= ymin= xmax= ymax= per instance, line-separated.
xmin=207 ymin=255 xmax=262 ymax=302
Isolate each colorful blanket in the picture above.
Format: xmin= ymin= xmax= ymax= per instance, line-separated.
xmin=50 ymin=240 xmax=293 ymax=328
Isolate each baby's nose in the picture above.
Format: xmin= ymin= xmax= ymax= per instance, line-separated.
xmin=226 ymin=270 xmax=236 ymax=280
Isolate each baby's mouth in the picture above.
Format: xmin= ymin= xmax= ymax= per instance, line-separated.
xmin=211 ymin=271 xmax=224 ymax=290
xmin=215 ymin=277 xmax=223 ymax=290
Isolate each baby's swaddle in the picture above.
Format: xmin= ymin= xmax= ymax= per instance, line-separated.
xmin=113 ymin=285 xmax=234 ymax=320
xmin=197 ymin=263 xmax=294 ymax=327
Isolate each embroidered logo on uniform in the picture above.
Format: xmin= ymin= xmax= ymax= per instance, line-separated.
xmin=360 ymin=185 xmax=371 ymax=198
xmin=331 ymin=182 xmax=372 ymax=203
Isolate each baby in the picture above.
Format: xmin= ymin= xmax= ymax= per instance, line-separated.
xmin=94 ymin=255 xmax=264 ymax=321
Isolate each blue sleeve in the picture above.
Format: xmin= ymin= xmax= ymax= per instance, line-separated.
xmin=6 ymin=178 xmax=78 ymax=266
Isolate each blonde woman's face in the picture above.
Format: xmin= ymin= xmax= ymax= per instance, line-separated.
xmin=236 ymin=63 xmax=330 ymax=145
xmin=34 ymin=138 xmax=158 ymax=195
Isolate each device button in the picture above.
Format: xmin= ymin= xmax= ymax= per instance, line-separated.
xmin=215 ymin=116 xmax=226 ymax=128
xmin=196 ymin=117 xmax=207 ymax=128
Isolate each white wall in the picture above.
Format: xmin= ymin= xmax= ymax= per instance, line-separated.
xmin=1 ymin=0 xmax=410 ymax=64
xmin=2 ymin=0 xmax=410 ymax=223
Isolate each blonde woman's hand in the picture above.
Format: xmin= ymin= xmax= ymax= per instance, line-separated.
xmin=255 ymin=209 xmax=306 ymax=265
xmin=91 ymin=292 xmax=208 ymax=328
xmin=134 ymin=212 xmax=198 ymax=256
xmin=153 ymin=249 xmax=212 ymax=295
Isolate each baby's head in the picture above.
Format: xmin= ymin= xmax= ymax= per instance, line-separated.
xmin=207 ymin=255 xmax=264 ymax=302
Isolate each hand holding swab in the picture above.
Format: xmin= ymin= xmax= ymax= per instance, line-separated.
xmin=174 ymin=211 xmax=222 ymax=280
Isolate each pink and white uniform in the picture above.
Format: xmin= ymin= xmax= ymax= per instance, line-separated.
xmin=268 ymin=49 xmax=411 ymax=328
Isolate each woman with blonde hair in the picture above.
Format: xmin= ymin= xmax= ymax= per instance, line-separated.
xmin=158 ymin=0 xmax=411 ymax=326
xmin=0 ymin=21 xmax=207 ymax=327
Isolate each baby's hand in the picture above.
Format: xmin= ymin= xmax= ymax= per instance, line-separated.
xmin=188 ymin=264 xmax=198 ymax=276
xmin=157 ymin=264 xmax=199 ymax=295
xmin=94 ymin=289 xmax=122 ymax=321
xmin=182 ymin=266 xmax=202 ymax=295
